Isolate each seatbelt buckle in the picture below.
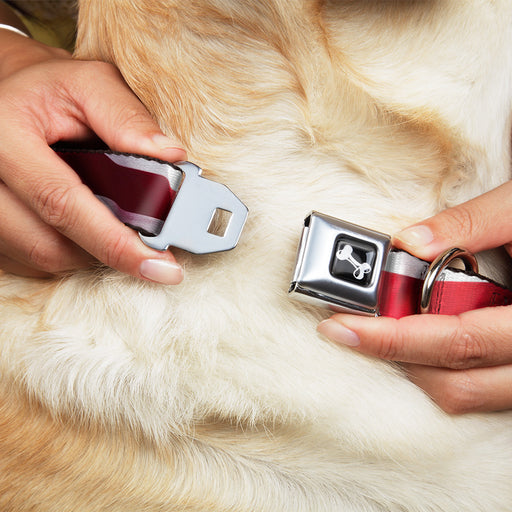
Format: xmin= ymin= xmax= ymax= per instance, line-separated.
xmin=289 ymin=212 xmax=509 ymax=318
xmin=140 ymin=161 xmax=248 ymax=254
xmin=289 ymin=211 xmax=392 ymax=316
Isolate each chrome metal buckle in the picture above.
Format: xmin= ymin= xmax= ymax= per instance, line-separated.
xmin=289 ymin=212 xmax=391 ymax=316
xmin=140 ymin=161 xmax=248 ymax=254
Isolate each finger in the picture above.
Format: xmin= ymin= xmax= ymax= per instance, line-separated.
xmin=0 ymin=143 xmax=184 ymax=283
xmin=392 ymin=180 xmax=512 ymax=260
xmin=0 ymin=182 xmax=93 ymax=272
xmin=0 ymin=254 xmax=53 ymax=278
xmin=404 ymin=363 xmax=512 ymax=414
xmin=58 ymin=60 xmax=187 ymax=162
xmin=317 ymin=306 xmax=512 ymax=369
xmin=1 ymin=58 xmax=186 ymax=161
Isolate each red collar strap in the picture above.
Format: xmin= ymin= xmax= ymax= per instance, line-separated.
xmin=54 ymin=154 xmax=510 ymax=318
xmin=289 ymin=211 xmax=512 ymax=318
xmin=378 ymin=248 xmax=512 ymax=317
xmin=55 ymin=148 xmax=248 ymax=254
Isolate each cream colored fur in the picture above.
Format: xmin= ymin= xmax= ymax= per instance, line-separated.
xmin=1 ymin=1 xmax=512 ymax=510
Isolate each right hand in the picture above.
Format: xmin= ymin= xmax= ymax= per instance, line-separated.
xmin=0 ymin=30 xmax=186 ymax=283
xmin=318 ymin=180 xmax=512 ymax=414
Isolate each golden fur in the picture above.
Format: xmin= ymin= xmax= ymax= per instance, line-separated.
xmin=1 ymin=0 xmax=512 ymax=510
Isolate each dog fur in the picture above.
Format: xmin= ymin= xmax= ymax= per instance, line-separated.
xmin=1 ymin=0 xmax=512 ymax=510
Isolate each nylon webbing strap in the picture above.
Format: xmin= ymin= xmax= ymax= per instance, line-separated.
xmin=379 ymin=250 xmax=512 ymax=318
xmin=56 ymin=149 xmax=183 ymax=236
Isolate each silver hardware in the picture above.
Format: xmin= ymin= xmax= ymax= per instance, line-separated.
xmin=140 ymin=161 xmax=248 ymax=254
xmin=289 ymin=212 xmax=391 ymax=316
xmin=420 ymin=247 xmax=478 ymax=314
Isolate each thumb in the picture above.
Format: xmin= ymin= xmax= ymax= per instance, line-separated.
xmin=71 ymin=61 xmax=187 ymax=162
xmin=392 ymin=181 xmax=512 ymax=260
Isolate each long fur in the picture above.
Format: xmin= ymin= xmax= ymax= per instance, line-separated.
xmin=1 ymin=1 xmax=512 ymax=510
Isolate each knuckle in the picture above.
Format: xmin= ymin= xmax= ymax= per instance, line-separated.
xmin=101 ymin=232 xmax=131 ymax=270
xmin=374 ymin=325 xmax=404 ymax=360
xmin=51 ymin=47 xmax=72 ymax=60
xmin=435 ymin=371 xmax=482 ymax=414
xmin=442 ymin=203 xmax=477 ymax=241
xmin=442 ymin=318 xmax=487 ymax=369
xmin=33 ymin=182 xmax=83 ymax=231
xmin=91 ymin=60 xmax=119 ymax=75
xmin=28 ymin=238 xmax=65 ymax=274
xmin=114 ymin=105 xmax=153 ymax=134
xmin=75 ymin=60 xmax=119 ymax=82
xmin=375 ymin=337 xmax=398 ymax=360
xmin=66 ymin=61 xmax=123 ymax=106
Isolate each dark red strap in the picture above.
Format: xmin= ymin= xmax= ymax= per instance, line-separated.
xmin=379 ymin=252 xmax=512 ymax=318
xmin=428 ymin=275 xmax=512 ymax=315
xmin=379 ymin=272 xmax=422 ymax=318
xmin=56 ymin=150 xmax=512 ymax=315
xmin=56 ymin=149 xmax=181 ymax=236
xmin=55 ymin=147 xmax=249 ymax=255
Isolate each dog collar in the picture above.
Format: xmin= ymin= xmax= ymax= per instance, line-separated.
xmin=289 ymin=211 xmax=512 ymax=318
xmin=55 ymin=148 xmax=248 ymax=254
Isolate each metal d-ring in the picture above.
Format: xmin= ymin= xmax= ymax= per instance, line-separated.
xmin=420 ymin=247 xmax=478 ymax=314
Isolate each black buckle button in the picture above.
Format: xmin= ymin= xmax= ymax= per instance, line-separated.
xmin=330 ymin=237 xmax=377 ymax=287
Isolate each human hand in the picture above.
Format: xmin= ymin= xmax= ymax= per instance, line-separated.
xmin=0 ymin=30 xmax=186 ymax=283
xmin=318 ymin=180 xmax=512 ymax=414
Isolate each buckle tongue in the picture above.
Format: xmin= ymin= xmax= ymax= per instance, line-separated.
xmin=289 ymin=212 xmax=391 ymax=316
xmin=140 ymin=161 xmax=248 ymax=254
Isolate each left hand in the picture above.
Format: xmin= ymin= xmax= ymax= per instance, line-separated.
xmin=0 ymin=30 xmax=186 ymax=282
xmin=318 ymin=181 xmax=512 ymax=414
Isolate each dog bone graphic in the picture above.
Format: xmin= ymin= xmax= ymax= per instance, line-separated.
xmin=336 ymin=244 xmax=372 ymax=280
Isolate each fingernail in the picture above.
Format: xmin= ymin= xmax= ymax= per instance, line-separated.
xmin=151 ymin=134 xmax=187 ymax=159
xmin=317 ymin=319 xmax=360 ymax=347
xmin=139 ymin=259 xmax=184 ymax=285
xmin=394 ymin=225 xmax=434 ymax=248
